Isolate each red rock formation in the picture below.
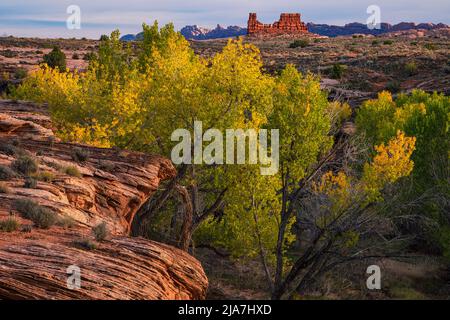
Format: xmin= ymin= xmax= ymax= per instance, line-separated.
xmin=0 ymin=99 xmax=208 ymax=299
xmin=248 ymin=13 xmax=308 ymax=35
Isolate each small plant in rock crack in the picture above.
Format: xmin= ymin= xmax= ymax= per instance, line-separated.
xmin=71 ymin=148 xmax=89 ymax=163
xmin=92 ymin=222 xmax=109 ymax=241
xmin=0 ymin=165 xmax=17 ymax=180
xmin=63 ymin=166 xmax=82 ymax=178
xmin=12 ymin=155 xmax=38 ymax=175
xmin=74 ymin=238 xmax=97 ymax=250
xmin=14 ymin=199 xmax=57 ymax=229
xmin=23 ymin=177 xmax=37 ymax=188
xmin=0 ymin=216 xmax=20 ymax=232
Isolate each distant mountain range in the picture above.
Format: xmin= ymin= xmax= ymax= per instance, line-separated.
xmin=120 ymin=22 xmax=449 ymax=41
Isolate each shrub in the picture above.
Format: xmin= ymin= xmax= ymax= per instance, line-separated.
xmin=404 ymin=62 xmax=418 ymax=76
xmin=43 ymin=46 xmax=66 ymax=70
xmin=57 ymin=216 xmax=76 ymax=229
xmin=0 ymin=143 xmax=17 ymax=156
xmin=385 ymin=81 xmax=401 ymax=93
xmin=21 ymin=224 xmax=32 ymax=233
xmin=83 ymin=52 xmax=96 ymax=61
xmin=74 ymin=238 xmax=97 ymax=250
xmin=0 ymin=217 xmax=20 ymax=232
xmin=71 ymin=148 xmax=89 ymax=162
xmin=371 ymin=40 xmax=379 ymax=46
xmin=383 ymin=40 xmax=394 ymax=45
xmin=0 ymin=182 xmax=11 ymax=194
xmin=14 ymin=68 xmax=27 ymax=79
xmin=289 ymin=39 xmax=309 ymax=48
xmin=410 ymin=41 xmax=418 ymax=46
xmin=14 ymin=199 xmax=57 ymax=229
xmin=0 ymin=165 xmax=16 ymax=180
xmin=63 ymin=166 xmax=82 ymax=177
xmin=92 ymin=222 xmax=108 ymax=241
xmin=424 ymin=43 xmax=436 ymax=50
xmin=330 ymin=63 xmax=347 ymax=79
xmin=33 ymin=171 xmax=55 ymax=182
xmin=12 ymin=155 xmax=38 ymax=175
xmin=99 ymin=35 xmax=109 ymax=41
xmin=23 ymin=177 xmax=37 ymax=188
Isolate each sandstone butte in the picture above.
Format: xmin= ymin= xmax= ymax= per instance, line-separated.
xmin=0 ymin=99 xmax=208 ymax=300
xmin=247 ymin=13 xmax=308 ymax=35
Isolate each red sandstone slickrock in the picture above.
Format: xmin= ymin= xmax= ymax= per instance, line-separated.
xmin=247 ymin=13 xmax=308 ymax=35
xmin=0 ymin=99 xmax=208 ymax=300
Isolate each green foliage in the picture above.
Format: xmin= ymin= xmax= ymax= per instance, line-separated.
xmin=14 ymin=68 xmax=27 ymax=79
xmin=356 ymin=90 xmax=450 ymax=253
xmin=424 ymin=43 xmax=436 ymax=50
xmin=385 ymin=80 xmax=401 ymax=93
xmin=0 ymin=165 xmax=16 ymax=180
xmin=12 ymin=155 xmax=38 ymax=175
xmin=10 ymin=21 xmax=428 ymax=270
xmin=23 ymin=177 xmax=37 ymax=188
xmin=57 ymin=216 xmax=77 ymax=229
xmin=404 ymin=61 xmax=418 ymax=76
xmin=92 ymin=222 xmax=108 ymax=241
xmin=330 ymin=63 xmax=347 ymax=79
xmin=383 ymin=40 xmax=394 ymax=45
xmin=14 ymin=199 xmax=57 ymax=229
xmin=63 ymin=166 xmax=82 ymax=177
xmin=32 ymin=171 xmax=55 ymax=182
xmin=71 ymin=147 xmax=89 ymax=162
xmin=0 ymin=217 xmax=20 ymax=232
xmin=371 ymin=40 xmax=379 ymax=46
xmin=43 ymin=46 xmax=67 ymax=70
xmin=74 ymin=238 xmax=97 ymax=250
xmin=289 ymin=39 xmax=309 ymax=48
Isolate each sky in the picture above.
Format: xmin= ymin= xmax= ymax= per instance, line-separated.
xmin=1 ymin=0 xmax=449 ymax=39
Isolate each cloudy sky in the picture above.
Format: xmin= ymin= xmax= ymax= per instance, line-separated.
xmin=1 ymin=0 xmax=449 ymax=38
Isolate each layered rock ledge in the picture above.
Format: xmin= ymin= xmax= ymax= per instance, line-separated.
xmin=0 ymin=99 xmax=208 ymax=299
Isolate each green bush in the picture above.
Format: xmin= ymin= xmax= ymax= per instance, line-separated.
xmin=12 ymin=155 xmax=38 ymax=175
xmin=23 ymin=177 xmax=37 ymax=188
xmin=14 ymin=68 xmax=27 ymax=79
xmin=424 ymin=43 xmax=436 ymax=50
xmin=383 ymin=40 xmax=394 ymax=45
xmin=0 ymin=143 xmax=17 ymax=156
xmin=371 ymin=40 xmax=379 ymax=46
xmin=74 ymin=238 xmax=97 ymax=250
xmin=0 ymin=217 xmax=20 ymax=232
xmin=330 ymin=63 xmax=347 ymax=79
xmin=57 ymin=216 xmax=77 ymax=229
xmin=404 ymin=61 xmax=418 ymax=76
xmin=385 ymin=80 xmax=401 ymax=93
xmin=33 ymin=171 xmax=55 ymax=182
xmin=43 ymin=46 xmax=66 ymax=70
xmin=71 ymin=147 xmax=89 ymax=162
xmin=0 ymin=165 xmax=16 ymax=180
xmin=63 ymin=166 xmax=81 ymax=177
xmin=92 ymin=222 xmax=108 ymax=241
xmin=14 ymin=199 xmax=57 ymax=229
xmin=289 ymin=39 xmax=310 ymax=48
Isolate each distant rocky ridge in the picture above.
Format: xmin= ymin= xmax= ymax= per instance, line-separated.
xmin=120 ymin=21 xmax=449 ymax=41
